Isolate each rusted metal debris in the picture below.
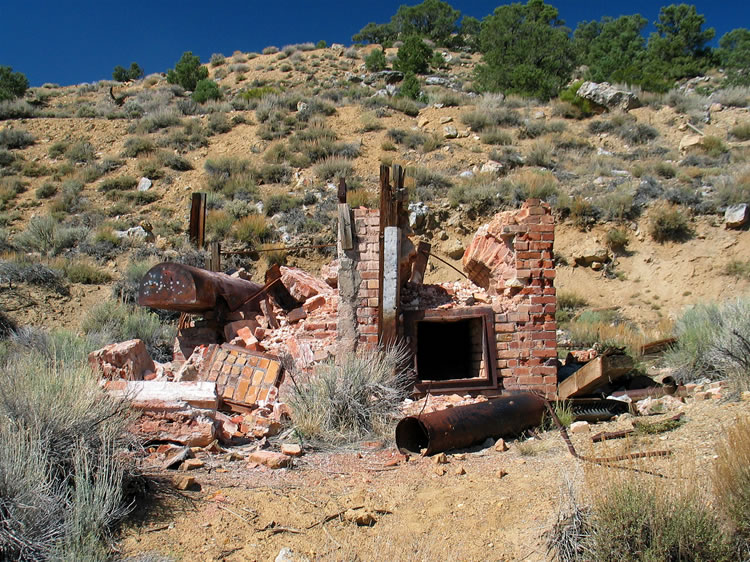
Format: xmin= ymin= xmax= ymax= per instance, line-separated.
xmin=138 ymin=262 xmax=264 ymax=313
xmin=395 ymin=393 xmax=546 ymax=455
xmin=557 ymin=352 xmax=634 ymax=400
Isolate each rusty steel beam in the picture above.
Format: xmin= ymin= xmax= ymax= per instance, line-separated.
xmin=395 ymin=393 xmax=545 ymax=455
xmin=138 ymin=262 xmax=264 ymax=313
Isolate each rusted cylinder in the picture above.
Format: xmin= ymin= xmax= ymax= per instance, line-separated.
xmin=138 ymin=262 xmax=263 ymax=313
xmin=396 ymin=393 xmax=545 ymax=455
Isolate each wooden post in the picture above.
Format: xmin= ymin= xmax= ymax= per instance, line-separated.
xmin=338 ymin=204 xmax=353 ymax=251
xmin=189 ymin=193 xmax=207 ymax=249
xmin=208 ymin=241 xmax=221 ymax=272
xmin=409 ymin=241 xmax=431 ymax=284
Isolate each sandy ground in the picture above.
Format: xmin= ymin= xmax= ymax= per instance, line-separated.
xmin=118 ymin=397 xmax=750 ymax=562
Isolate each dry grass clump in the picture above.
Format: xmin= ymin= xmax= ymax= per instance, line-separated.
xmin=713 ymin=416 xmax=750 ymax=552
xmin=649 ymin=203 xmax=692 ymax=243
xmin=287 ymin=346 xmax=411 ymax=444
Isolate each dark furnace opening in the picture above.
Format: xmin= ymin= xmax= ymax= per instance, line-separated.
xmin=416 ymin=317 xmax=485 ymax=381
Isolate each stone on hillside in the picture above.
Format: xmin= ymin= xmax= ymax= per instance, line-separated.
xmin=573 ymin=246 xmax=609 ymax=267
xmin=417 ymin=117 xmax=430 ymax=128
xmin=365 ymin=70 xmax=403 ymax=85
xmin=439 ymin=116 xmax=453 ymax=124
xmin=89 ymin=339 xmax=155 ymax=380
xmin=137 ymin=177 xmax=152 ymax=191
xmin=443 ymin=125 xmax=458 ymax=139
xmin=408 ymin=201 xmax=429 ymax=231
xmin=679 ymin=134 xmax=703 ymax=153
xmin=445 ymin=239 xmax=465 ymax=260
xmin=725 ymin=204 xmax=749 ymax=229
xmin=576 ymin=81 xmax=641 ymax=111
xmin=425 ymin=76 xmax=454 ymax=87
xmin=480 ymin=160 xmax=503 ymax=175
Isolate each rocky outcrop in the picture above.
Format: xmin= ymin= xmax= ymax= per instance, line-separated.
xmin=576 ymin=81 xmax=641 ymax=111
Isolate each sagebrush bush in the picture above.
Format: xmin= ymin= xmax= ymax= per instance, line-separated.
xmin=13 ymin=216 xmax=85 ymax=257
xmin=0 ymin=127 xmax=34 ymax=149
xmin=81 ymin=300 xmax=175 ymax=361
xmin=585 ymin=477 xmax=731 ymax=561
xmin=665 ymin=298 xmax=750 ymax=389
xmin=98 ymin=175 xmax=137 ymax=192
xmin=649 ymin=203 xmax=691 ymax=242
xmin=605 ymin=228 xmax=630 ymax=253
xmin=233 ymin=214 xmax=271 ymax=246
xmin=55 ymin=258 xmax=112 ymax=285
xmin=315 ymin=157 xmax=354 ymax=181
xmin=0 ymin=343 xmax=134 ymax=560
xmin=729 ymin=122 xmax=750 ymax=141
xmin=287 ymin=345 xmax=411 ymax=444
xmin=121 ymin=136 xmax=154 ymax=158
xmin=0 ymin=257 xmax=67 ymax=294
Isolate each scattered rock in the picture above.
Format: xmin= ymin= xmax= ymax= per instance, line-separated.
xmin=275 ymin=547 xmax=310 ymax=562
xmin=164 ymin=446 xmax=192 ymax=470
xmin=725 ymin=204 xmax=749 ymax=229
xmin=439 ymin=116 xmax=453 ymax=124
xmin=408 ymin=201 xmax=429 ymax=231
xmin=570 ymin=421 xmax=590 ymax=434
xmin=248 ymin=450 xmax=292 ymax=469
xmin=173 ymin=475 xmax=200 ymax=491
xmin=576 ymin=81 xmax=641 ymax=111
xmin=480 ymin=160 xmax=503 ymax=175
xmin=417 ymin=117 xmax=430 ymax=128
xmin=287 ymin=307 xmax=307 ymax=324
xmin=434 ymin=466 xmax=446 ymax=476
xmin=573 ymin=246 xmax=609 ymax=267
xmin=345 ymin=509 xmax=377 ymax=526
xmin=679 ymin=134 xmax=703 ymax=153
xmin=496 ymin=469 xmax=508 ymax=478
xmin=281 ymin=443 xmax=303 ymax=457
xmin=181 ymin=458 xmax=204 ymax=471
xmin=494 ymin=438 xmax=509 ymax=452
xmin=434 ymin=452 xmax=448 ymax=465
xmin=137 ymin=177 xmax=152 ymax=192
xmin=445 ymin=239 xmax=465 ymax=260
xmin=454 ymin=465 xmax=466 ymax=476
xmin=443 ymin=125 xmax=458 ymax=139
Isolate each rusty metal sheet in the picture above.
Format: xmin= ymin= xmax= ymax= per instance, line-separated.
xmin=395 ymin=393 xmax=545 ymax=455
xmin=138 ymin=262 xmax=263 ymax=313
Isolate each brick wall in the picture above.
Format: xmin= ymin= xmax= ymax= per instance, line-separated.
xmin=488 ymin=200 xmax=557 ymax=397
xmin=352 ymin=208 xmax=380 ymax=350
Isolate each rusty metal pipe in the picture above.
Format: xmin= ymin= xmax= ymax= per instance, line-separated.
xmin=396 ymin=393 xmax=545 ymax=455
xmin=138 ymin=262 xmax=264 ymax=313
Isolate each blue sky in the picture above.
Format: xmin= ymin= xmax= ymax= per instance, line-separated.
xmin=1 ymin=1 xmax=747 ymax=87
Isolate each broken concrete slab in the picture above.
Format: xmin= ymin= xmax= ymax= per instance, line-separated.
xmin=89 ymin=339 xmax=155 ymax=381
xmin=557 ymin=354 xmax=634 ymax=400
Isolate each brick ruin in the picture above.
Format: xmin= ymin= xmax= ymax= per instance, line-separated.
xmin=338 ymin=198 xmax=557 ymax=398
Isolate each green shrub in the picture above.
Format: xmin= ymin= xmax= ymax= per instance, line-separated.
xmin=192 ymin=79 xmax=221 ymax=103
xmin=723 ymin=259 xmax=750 ymax=280
xmin=210 ymin=53 xmax=226 ymax=67
xmin=158 ymin=151 xmax=192 ymax=171
xmin=13 ymin=216 xmax=85 ymax=256
xmin=233 ymin=214 xmax=271 ymax=245
xmin=287 ymin=346 xmax=411 ymax=443
xmin=394 ymin=35 xmax=432 ymax=74
xmin=55 ymin=258 xmax=112 ymax=284
xmin=481 ymin=128 xmax=513 ymax=145
xmin=315 ymin=157 xmax=354 ymax=181
xmin=399 ymin=72 xmax=422 ymax=100
xmin=0 ymin=127 xmax=34 ymax=149
xmin=701 ymin=135 xmax=728 ymax=157
xmin=264 ymin=194 xmax=301 ymax=216
xmin=112 ymin=62 xmax=144 ymax=82
xmin=65 ymin=140 xmax=95 ymax=164
xmin=82 ymin=300 xmax=175 ymax=361
xmin=121 ymin=136 xmax=154 ymax=158
xmin=586 ymin=478 xmax=731 ymax=562
xmin=364 ymin=49 xmax=387 ymax=72
xmin=0 ymin=65 xmax=29 ymax=102
xmin=135 ymin=108 xmax=181 ymax=134
xmin=205 ymin=209 xmax=233 ymax=241
xmin=35 ymin=182 xmax=58 ymax=199
xmin=557 ymin=81 xmax=595 ymax=118
xmin=649 ymin=203 xmax=691 ymax=242
xmin=98 ymin=175 xmax=137 ymax=192
xmin=166 ymin=51 xmax=208 ymax=91
xmin=606 ymin=228 xmax=630 ymax=253
xmin=729 ymin=122 xmax=750 ymax=141
xmin=387 ymin=128 xmax=428 ymax=149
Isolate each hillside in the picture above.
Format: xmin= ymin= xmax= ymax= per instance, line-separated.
xmin=0 ymin=44 xmax=749 ymax=340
